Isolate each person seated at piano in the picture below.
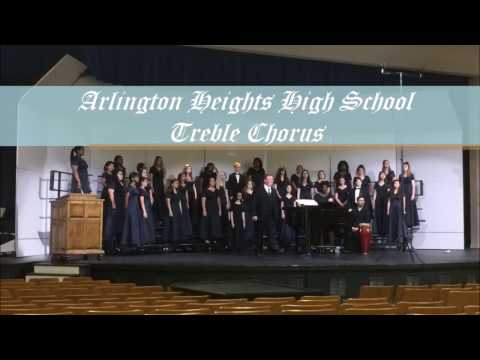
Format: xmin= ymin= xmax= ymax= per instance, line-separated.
xmin=350 ymin=176 xmax=372 ymax=211
xmin=297 ymin=169 xmax=314 ymax=200
xmin=312 ymin=181 xmax=336 ymax=248
xmin=313 ymin=170 xmax=329 ymax=195
xmin=334 ymin=176 xmax=351 ymax=208
xmin=314 ymin=181 xmax=335 ymax=205
xmin=227 ymin=161 xmax=246 ymax=201
xmin=348 ymin=196 xmax=372 ymax=253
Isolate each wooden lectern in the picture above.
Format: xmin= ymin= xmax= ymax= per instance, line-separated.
xmin=50 ymin=194 xmax=104 ymax=260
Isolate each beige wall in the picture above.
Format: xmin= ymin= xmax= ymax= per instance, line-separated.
xmin=469 ymin=77 xmax=479 ymax=248
xmin=470 ymin=150 xmax=480 ymax=248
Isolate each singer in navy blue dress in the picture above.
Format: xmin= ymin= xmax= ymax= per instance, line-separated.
xmin=138 ymin=177 xmax=155 ymax=244
xmin=122 ymin=172 xmax=141 ymax=247
xmin=70 ymin=146 xmax=91 ymax=194
xmin=101 ymin=162 xmax=116 ymax=254
xmin=113 ymin=169 xmax=126 ymax=247
xmin=165 ymin=178 xmax=190 ymax=246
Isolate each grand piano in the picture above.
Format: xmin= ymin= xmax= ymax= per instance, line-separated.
xmin=285 ymin=201 xmax=352 ymax=254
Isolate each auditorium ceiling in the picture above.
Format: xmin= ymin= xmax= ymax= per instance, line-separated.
xmin=190 ymin=45 xmax=480 ymax=78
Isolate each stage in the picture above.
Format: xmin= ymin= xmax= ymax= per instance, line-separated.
xmin=1 ymin=249 xmax=479 ymax=298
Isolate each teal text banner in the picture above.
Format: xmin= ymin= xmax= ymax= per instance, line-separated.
xmin=3 ymin=86 xmax=479 ymax=146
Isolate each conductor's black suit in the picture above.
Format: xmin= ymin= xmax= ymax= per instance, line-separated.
xmin=252 ymin=185 xmax=280 ymax=252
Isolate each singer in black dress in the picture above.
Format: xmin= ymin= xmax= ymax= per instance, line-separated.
xmin=149 ymin=156 xmax=165 ymax=221
xmin=290 ymin=165 xmax=304 ymax=188
xmin=122 ymin=172 xmax=141 ymax=247
xmin=183 ymin=165 xmax=200 ymax=239
xmin=279 ymin=184 xmax=297 ymax=249
xmin=242 ymin=180 xmax=256 ymax=250
xmin=247 ymin=157 xmax=266 ymax=190
xmin=334 ymin=177 xmax=351 ymax=209
xmin=178 ymin=173 xmax=193 ymax=241
xmin=387 ymin=179 xmax=407 ymax=249
xmin=373 ymin=172 xmax=390 ymax=240
xmin=229 ymin=192 xmax=246 ymax=253
xmin=274 ymin=167 xmax=289 ymax=199
xmin=298 ymin=170 xmax=313 ymax=200
xmin=399 ymin=162 xmax=420 ymax=228
xmin=217 ymin=172 xmax=231 ymax=249
xmin=333 ymin=160 xmax=352 ymax=189
xmin=355 ymin=165 xmax=371 ymax=194
xmin=381 ymin=160 xmax=395 ymax=185
xmin=313 ymin=170 xmax=329 ymax=194
xmin=201 ymin=177 xmax=223 ymax=244
xmin=70 ymin=146 xmax=91 ymax=193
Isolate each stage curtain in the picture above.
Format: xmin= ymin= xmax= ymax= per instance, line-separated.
xmin=1 ymin=45 xmax=468 ymax=86
xmin=0 ymin=147 xmax=16 ymax=233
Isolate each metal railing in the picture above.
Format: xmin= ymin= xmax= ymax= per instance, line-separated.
xmin=49 ymin=170 xmax=97 ymax=199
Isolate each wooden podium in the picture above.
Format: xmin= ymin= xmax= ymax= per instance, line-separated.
xmin=50 ymin=194 xmax=104 ymax=260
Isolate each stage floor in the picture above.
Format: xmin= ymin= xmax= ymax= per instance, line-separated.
xmin=2 ymin=250 xmax=479 ymax=298
xmin=1 ymin=249 xmax=479 ymax=269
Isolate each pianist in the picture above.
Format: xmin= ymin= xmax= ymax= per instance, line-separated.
xmin=313 ymin=181 xmax=334 ymax=204
xmin=347 ymin=196 xmax=372 ymax=253
xmin=311 ymin=181 xmax=336 ymax=248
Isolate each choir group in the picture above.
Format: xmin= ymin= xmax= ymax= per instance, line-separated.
xmin=69 ymin=146 xmax=420 ymax=256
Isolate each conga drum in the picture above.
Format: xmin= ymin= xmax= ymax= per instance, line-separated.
xmin=359 ymin=225 xmax=372 ymax=255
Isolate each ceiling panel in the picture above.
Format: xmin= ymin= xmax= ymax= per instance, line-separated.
xmin=189 ymin=45 xmax=479 ymax=77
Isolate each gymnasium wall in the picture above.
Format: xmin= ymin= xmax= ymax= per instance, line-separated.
xmin=15 ymin=146 xmax=465 ymax=257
